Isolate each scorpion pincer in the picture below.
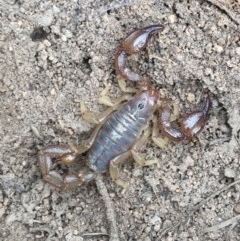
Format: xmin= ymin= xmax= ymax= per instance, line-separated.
xmin=38 ymin=24 xmax=211 ymax=190
xmin=115 ymin=24 xmax=164 ymax=84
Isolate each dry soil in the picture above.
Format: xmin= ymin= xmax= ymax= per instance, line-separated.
xmin=0 ymin=0 xmax=240 ymax=240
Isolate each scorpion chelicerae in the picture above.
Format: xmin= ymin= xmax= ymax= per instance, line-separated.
xmin=38 ymin=24 xmax=211 ymax=190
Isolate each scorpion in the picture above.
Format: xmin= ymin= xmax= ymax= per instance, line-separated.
xmin=38 ymin=24 xmax=211 ymax=190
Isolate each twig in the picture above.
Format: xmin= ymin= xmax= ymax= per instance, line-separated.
xmin=82 ymin=232 xmax=108 ymax=237
xmin=158 ymin=179 xmax=240 ymax=239
xmin=187 ymin=179 xmax=240 ymax=216
xmin=95 ymin=175 xmax=119 ymax=241
xmin=31 ymin=125 xmax=43 ymax=140
xmin=204 ymin=0 xmax=240 ymax=25
xmin=203 ymin=213 xmax=240 ymax=233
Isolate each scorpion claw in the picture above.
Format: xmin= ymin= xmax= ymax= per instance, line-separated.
xmin=159 ymin=94 xmax=212 ymax=141
xmin=63 ymin=174 xmax=85 ymax=189
xmin=115 ymin=24 xmax=165 ymax=84
xmin=38 ymin=154 xmax=53 ymax=176
xmin=158 ymin=99 xmax=185 ymax=141
xmin=180 ymin=93 xmax=212 ymax=139
xmin=38 ymin=144 xmax=96 ymax=189
xmin=119 ymin=24 xmax=165 ymax=54
xmin=44 ymin=171 xmax=64 ymax=188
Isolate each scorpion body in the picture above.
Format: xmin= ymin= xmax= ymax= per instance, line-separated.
xmin=88 ymin=89 xmax=158 ymax=173
xmin=38 ymin=24 xmax=211 ymax=189
xmin=37 ymin=24 xmax=212 ymax=241
xmin=39 ymin=89 xmax=159 ymax=189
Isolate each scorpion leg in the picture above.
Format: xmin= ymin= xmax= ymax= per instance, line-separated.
xmin=131 ymin=128 xmax=158 ymax=166
xmin=98 ymin=83 xmax=132 ymax=107
xmin=81 ymin=89 xmax=131 ymax=124
xmin=81 ymin=96 xmax=131 ymax=123
xmin=109 ymin=128 xmax=158 ymax=190
xmin=117 ymin=78 xmax=138 ymax=93
xmin=152 ymin=115 xmax=169 ymax=148
xmin=109 ymin=151 xmax=132 ymax=190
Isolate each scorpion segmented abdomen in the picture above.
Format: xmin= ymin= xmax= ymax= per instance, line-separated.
xmin=87 ymin=105 xmax=146 ymax=172
xmin=87 ymin=90 xmax=158 ymax=173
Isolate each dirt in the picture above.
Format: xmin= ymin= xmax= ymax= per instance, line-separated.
xmin=0 ymin=0 xmax=240 ymax=240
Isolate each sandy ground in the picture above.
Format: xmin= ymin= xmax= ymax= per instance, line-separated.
xmin=0 ymin=0 xmax=240 ymax=240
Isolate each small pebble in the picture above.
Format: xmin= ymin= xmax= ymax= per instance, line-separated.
xmin=187 ymin=93 xmax=195 ymax=103
xmin=205 ymin=67 xmax=213 ymax=76
xmin=236 ymin=47 xmax=240 ymax=55
xmin=183 ymin=155 xmax=195 ymax=167
xmin=234 ymin=202 xmax=240 ymax=213
xmin=73 ymin=230 xmax=78 ymax=235
xmin=64 ymin=29 xmax=73 ymax=38
xmin=5 ymin=213 xmax=18 ymax=225
xmin=37 ymin=11 xmax=53 ymax=27
xmin=43 ymin=39 xmax=51 ymax=47
xmin=224 ymin=167 xmax=235 ymax=178
xmin=168 ymin=15 xmax=176 ymax=23
xmin=50 ymin=88 xmax=56 ymax=95
xmin=150 ymin=215 xmax=161 ymax=225
xmin=61 ymin=35 xmax=67 ymax=42
xmin=214 ymin=45 xmax=223 ymax=53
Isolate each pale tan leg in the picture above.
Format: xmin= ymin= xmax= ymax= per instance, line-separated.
xmin=109 ymin=128 xmax=159 ymax=192
xmin=118 ymin=78 xmax=138 ymax=93
xmin=81 ymin=97 xmax=131 ymax=124
xmin=152 ymin=115 xmax=169 ymax=148
xmin=109 ymin=128 xmax=159 ymax=191
xmin=99 ymin=82 xmax=133 ymax=107
xmin=131 ymin=127 xmax=158 ymax=166
xmin=81 ymin=83 xmax=117 ymax=124
xmin=109 ymin=151 xmax=132 ymax=190
xmin=76 ymin=124 xmax=103 ymax=154
xmin=81 ymin=85 xmax=132 ymax=124
xmin=98 ymin=83 xmax=115 ymax=106
xmin=170 ymin=101 xmax=180 ymax=122
xmin=80 ymin=101 xmax=118 ymax=124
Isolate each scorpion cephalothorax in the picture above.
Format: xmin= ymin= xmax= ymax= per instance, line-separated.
xmin=38 ymin=24 xmax=211 ymax=190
